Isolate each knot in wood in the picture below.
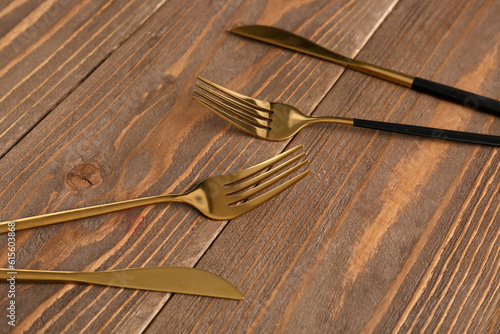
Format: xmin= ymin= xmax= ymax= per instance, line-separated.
xmin=65 ymin=163 xmax=102 ymax=190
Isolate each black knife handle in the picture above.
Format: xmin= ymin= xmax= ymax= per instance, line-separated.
xmin=353 ymin=118 xmax=500 ymax=146
xmin=411 ymin=77 xmax=500 ymax=116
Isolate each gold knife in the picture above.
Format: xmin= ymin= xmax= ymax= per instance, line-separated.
xmin=0 ymin=267 xmax=243 ymax=300
xmin=228 ymin=25 xmax=500 ymax=115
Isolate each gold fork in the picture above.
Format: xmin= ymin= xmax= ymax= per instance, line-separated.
xmin=194 ymin=77 xmax=500 ymax=146
xmin=0 ymin=146 xmax=309 ymax=233
xmin=0 ymin=267 xmax=243 ymax=299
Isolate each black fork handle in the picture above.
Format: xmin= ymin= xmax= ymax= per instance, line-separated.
xmin=353 ymin=118 xmax=500 ymax=146
xmin=411 ymin=77 xmax=500 ymax=116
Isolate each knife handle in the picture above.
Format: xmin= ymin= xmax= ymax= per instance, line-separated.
xmin=353 ymin=118 xmax=500 ymax=146
xmin=0 ymin=268 xmax=87 ymax=282
xmin=411 ymin=77 xmax=500 ymax=115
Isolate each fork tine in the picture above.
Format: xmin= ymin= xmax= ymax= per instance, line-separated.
xmin=232 ymin=169 xmax=311 ymax=214
xmin=218 ymin=145 xmax=304 ymax=184
xmin=227 ymin=160 xmax=309 ymax=204
xmin=193 ymin=96 xmax=266 ymax=138
xmin=194 ymin=88 xmax=270 ymax=127
xmin=195 ymin=84 xmax=271 ymax=120
xmin=198 ymin=76 xmax=271 ymax=111
xmin=226 ymin=152 xmax=307 ymax=194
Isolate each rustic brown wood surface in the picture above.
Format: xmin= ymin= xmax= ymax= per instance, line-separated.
xmin=0 ymin=0 xmax=499 ymax=333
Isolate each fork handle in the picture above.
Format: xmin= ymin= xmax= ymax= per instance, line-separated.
xmin=0 ymin=194 xmax=187 ymax=233
xmin=353 ymin=118 xmax=500 ymax=146
xmin=412 ymin=77 xmax=500 ymax=116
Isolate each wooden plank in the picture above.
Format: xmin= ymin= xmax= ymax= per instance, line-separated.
xmin=145 ymin=0 xmax=500 ymax=333
xmin=0 ymin=0 xmax=400 ymax=332
xmin=0 ymin=0 xmax=169 ymax=158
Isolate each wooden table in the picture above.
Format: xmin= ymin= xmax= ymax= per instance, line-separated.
xmin=1 ymin=0 xmax=499 ymax=332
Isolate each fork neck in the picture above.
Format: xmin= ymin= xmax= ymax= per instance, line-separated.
xmin=307 ymin=115 xmax=354 ymax=126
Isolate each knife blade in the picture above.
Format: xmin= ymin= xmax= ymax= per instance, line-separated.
xmin=0 ymin=267 xmax=243 ymax=300
xmin=228 ymin=25 xmax=500 ymax=115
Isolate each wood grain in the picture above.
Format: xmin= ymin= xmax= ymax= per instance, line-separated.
xmin=0 ymin=0 xmax=401 ymax=332
xmin=145 ymin=0 xmax=500 ymax=333
xmin=0 ymin=0 xmax=168 ymax=158
xmin=0 ymin=0 xmax=499 ymax=333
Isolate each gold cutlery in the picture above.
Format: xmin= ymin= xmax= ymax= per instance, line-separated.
xmin=228 ymin=25 xmax=500 ymax=115
xmin=194 ymin=77 xmax=500 ymax=146
xmin=0 ymin=146 xmax=309 ymax=233
xmin=0 ymin=267 xmax=243 ymax=299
